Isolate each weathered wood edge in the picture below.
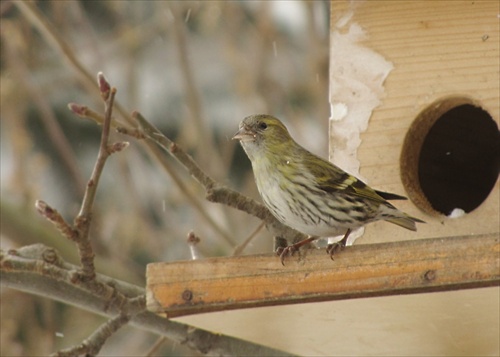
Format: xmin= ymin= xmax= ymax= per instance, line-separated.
xmin=146 ymin=233 xmax=500 ymax=318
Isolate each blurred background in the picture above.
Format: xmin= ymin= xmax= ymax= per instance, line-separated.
xmin=1 ymin=1 xmax=330 ymax=355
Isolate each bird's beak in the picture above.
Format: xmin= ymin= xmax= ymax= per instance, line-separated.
xmin=232 ymin=124 xmax=255 ymax=141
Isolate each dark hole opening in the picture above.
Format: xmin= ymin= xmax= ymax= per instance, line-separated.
xmin=418 ymin=104 xmax=500 ymax=215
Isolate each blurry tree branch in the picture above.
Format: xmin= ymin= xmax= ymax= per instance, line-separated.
xmin=168 ymin=3 xmax=225 ymax=176
xmin=1 ymin=24 xmax=86 ymax=196
xmin=0 ymin=245 xmax=295 ymax=357
xmin=13 ymin=0 xmax=133 ymax=125
xmin=53 ymin=313 xmax=132 ymax=357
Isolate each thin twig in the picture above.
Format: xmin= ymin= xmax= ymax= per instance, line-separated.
xmin=145 ymin=336 xmax=167 ymax=357
xmin=68 ymin=103 xmax=139 ymax=137
xmin=232 ymin=222 xmax=265 ymax=256
xmin=134 ymin=111 xmax=217 ymax=193
xmin=15 ymin=0 xmax=217 ymax=251
xmin=76 ymin=81 xmax=116 ymax=218
xmin=3 ymin=200 xmax=143 ymax=283
xmin=69 ymin=77 xmax=118 ymax=280
xmin=35 ymin=201 xmax=78 ymax=242
xmin=53 ymin=313 xmax=131 ymax=357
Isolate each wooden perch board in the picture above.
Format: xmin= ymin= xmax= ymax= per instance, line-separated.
xmin=146 ymin=233 xmax=499 ymax=318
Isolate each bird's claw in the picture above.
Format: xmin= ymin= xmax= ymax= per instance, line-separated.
xmin=326 ymin=241 xmax=346 ymax=260
xmin=326 ymin=229 xmax=351 ymax=260
xmin=276 ymin=245 xmax=299 ymax=266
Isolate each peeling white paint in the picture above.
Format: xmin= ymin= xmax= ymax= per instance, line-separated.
xmin=328 ymin=10 xmax=394 ymax=245
xmin=330 ymin=102 xmax=348 ymax=121
xmin=329 ymin=16 xmax=393 ymax=177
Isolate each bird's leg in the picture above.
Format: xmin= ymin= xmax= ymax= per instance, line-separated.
xmin=276 ymin=236 xmax=318 ymax=266
xmin=273 ymin=236 xmax=288 ymax=253
xmin=326 ymin=228 xmax=351 ymax=260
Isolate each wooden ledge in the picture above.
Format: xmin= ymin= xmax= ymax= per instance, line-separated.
xmin=146 ymin=233 xmax=499 ymax=318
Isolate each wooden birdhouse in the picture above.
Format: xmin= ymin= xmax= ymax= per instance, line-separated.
xmin=146 ymin=1 xmax=499 ymax=355
xmin=329 ymin=1 xmax=499 ymax=245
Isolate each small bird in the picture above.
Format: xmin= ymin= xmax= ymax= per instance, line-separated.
xmin=233 ymin=114 xmax=424 ymax=264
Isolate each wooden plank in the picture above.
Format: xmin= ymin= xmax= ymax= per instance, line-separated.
xmin=146 ymin=233 xmax=499 ymax=317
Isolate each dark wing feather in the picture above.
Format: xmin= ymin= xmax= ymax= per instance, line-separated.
xmin=301 ymin=150 xmax=408 ymax=203
xmin=301 ymin=151 xmax=388 ymax=203
xmin=374 ymin=190 xmax=408 ymax=200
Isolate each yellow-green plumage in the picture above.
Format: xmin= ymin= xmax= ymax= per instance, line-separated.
xmin=233 ymin=114 xmax=423 ymax=246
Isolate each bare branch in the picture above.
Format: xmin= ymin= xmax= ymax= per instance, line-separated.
xmin=1 ymin=245 xmax=295 ymax=357
xmin=35 ymin=75 xmax=128 ymax=285
xmin=68 ymin=103 xmax=139 ymax=138
xmin=53 ymin=313 xmax=131 ymax=357
xmin=35 ymin=200 xmax=78 ymax=241
xmin=134 ymin=112 xmax=216 ymax=190
xmin=64 ymin=77 xmax=119 ymax=280
xmin=77 ymin=75 xmax=117 ymax=218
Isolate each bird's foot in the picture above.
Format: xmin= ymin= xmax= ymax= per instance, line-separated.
xmin=326 ymin=241 xmax=345 ymax=260
xmin=326 ymin=229 xmax=352 ymax=260
xmin=276 ymin=245 xmax=299 ymax=266
xmin=275 ymin=236 xmax=317 ymax=266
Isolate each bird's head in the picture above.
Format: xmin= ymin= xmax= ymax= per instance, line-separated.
xmin=232 ymin=115 xmax=293 ymax=160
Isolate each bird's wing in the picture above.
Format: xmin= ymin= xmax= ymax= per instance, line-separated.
xmin=320 ymin=174 xmax=389 ymax=203
xmin=304 ymin=152 xmax=390 ymax=204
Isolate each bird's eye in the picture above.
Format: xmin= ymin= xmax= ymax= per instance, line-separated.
xmin=258 ymin=121 xmax=268 ymax=130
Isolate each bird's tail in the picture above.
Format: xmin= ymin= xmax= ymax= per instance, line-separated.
xmin=385 ymin=214 xmax=425 ymax=231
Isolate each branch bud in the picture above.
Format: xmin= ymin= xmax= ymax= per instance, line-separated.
xmin=68 ymin=103 xmax=88 ymax=117
xmin=108 ymin=141 xmax=130 ymax=154
xmin=97 ymin=72 xmax=111 ymax=101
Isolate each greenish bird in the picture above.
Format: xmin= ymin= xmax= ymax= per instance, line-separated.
xmin=233 ymin=114 xmax=424 ymax=264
